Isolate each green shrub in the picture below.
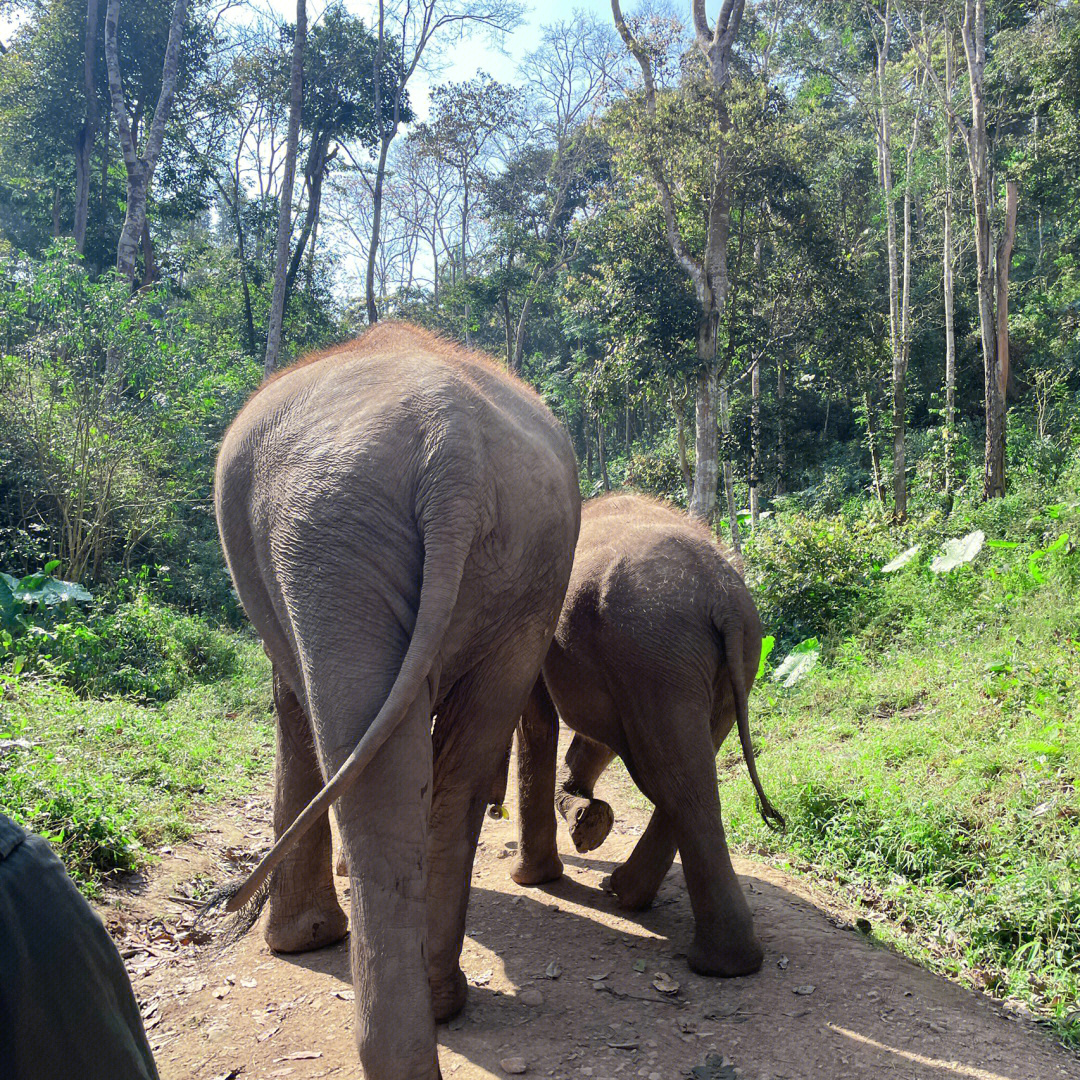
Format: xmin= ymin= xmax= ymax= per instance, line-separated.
xmin=745 ymin=514 xmax=892 ymax=647
xmin=3 ymin=586 xmax=239 ymax=702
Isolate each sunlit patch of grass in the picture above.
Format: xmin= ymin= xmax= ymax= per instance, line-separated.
xmin=0 ymin=634 xmax=272 ymax=893
xmin=722 ymin=561 xmax=1080 ymax=1048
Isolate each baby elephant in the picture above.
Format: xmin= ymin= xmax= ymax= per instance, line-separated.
xmin=509 ymin=493 xmax=783 ymax=977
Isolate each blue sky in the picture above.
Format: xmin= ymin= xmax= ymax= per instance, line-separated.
xmin=264 ymin=0 xmax=603 ymax=116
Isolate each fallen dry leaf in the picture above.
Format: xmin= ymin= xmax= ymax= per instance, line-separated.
xmin=652 ymin=972 xmax=680 ymax=995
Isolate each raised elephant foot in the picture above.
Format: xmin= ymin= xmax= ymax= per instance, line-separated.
xmin=510 ymin=853 xmax=564 ymax=886
xmin=687 ymin=931 xmax=764 ymax=977
xmin=264 ymin=894 xmax=348 ymax=954
xmin=606 ymin=861 xmax=661 ymax=911
xmin=560 ymin=795 xmax=614 ymax=853
xmin=430 ymin=967 xmax=468 ymax=1022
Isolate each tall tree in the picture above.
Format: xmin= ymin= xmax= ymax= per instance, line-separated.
xmin=906 ymin=0 xmax=1017 ymax=498
xmin=103 ymin=0 xmax=188 ymax=285
xmin=264 ymin=0 xmax=305 ymax=376
xmin=364 ymin=0 xmax=522 ymax=324
xmin=416 ymin=74 xmax=516 ymax=344
xmin=73 ymin=0 xmax=99 ymax=255
xmin=611 ymin=0 xmax=746 ymax=524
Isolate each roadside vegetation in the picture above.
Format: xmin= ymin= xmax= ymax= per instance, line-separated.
xmin=0 ymin=0 xmax=1078 ymax=1055
xmin=722 ymin=434 xmax=1080 ymax=1046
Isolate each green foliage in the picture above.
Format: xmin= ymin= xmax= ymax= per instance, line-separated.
xmin=0 ymin=636 xmax=271 ymax=888
xmin=727 ymin=460 xmax=1080 ymax=1043
xmin=745 ymin=514 xmax=891 ymax=648
xmin=0 ymin=243 xmax=262 ymax=594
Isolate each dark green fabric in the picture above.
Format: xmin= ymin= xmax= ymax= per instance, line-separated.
xmin=0 ymin=814 xmax=160 ymax=1080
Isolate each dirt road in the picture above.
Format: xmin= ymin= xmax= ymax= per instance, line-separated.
xmin=100 ymin=751 xmax=1078 ymax=1080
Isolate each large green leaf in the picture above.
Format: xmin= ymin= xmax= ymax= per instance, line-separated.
xmin=773 ymin=637 xmax=820 ymax=688
xmin=0 ymin=574 xmax=18 ymax=630
xmin=930 ymin=530 xmax=985 ymax=573
xmin=882 ymin=544 xmax=920 ymax=573
xmin=2 ymin=570 xmax=92 ymax=607
xmin=757 ymin=635 xmax=776 ymax=681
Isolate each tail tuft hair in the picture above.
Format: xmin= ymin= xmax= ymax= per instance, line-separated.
xmin=195 ymin=873 xmax=274 ymax=955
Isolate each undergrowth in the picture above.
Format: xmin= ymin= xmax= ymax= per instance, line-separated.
xmin=725 ymin=454 xmax=1080 ymax=1048
xmin=0 ymin=634 xmax=272 ymax=892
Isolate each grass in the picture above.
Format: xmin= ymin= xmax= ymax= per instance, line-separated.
xmin=0 ymin=633 xmax=272 ymax=893
xmin=723 ymin=520 xmax=1080 ymax=1048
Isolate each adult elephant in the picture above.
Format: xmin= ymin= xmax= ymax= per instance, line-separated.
xmin=507 ymin=493 xmax=782 ymax=978
xmin=214 ymin=323 xmax=580 ymax=1080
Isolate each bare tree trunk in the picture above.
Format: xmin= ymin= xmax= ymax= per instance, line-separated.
xmin=510 ymin=294 xmax=534 ymax=373
xmin=669 ymin=380 xmax=693 ymax=505
xmin=597 ymin=419 xmax=610 ymax=491
xmin=264 ymin=0 xmax=305 ymax=376
xmin=991 ymin=179 xmax=1017 ymax=483
xmin=865 ymin=389 xmax=886 ymax=507
xmin=612 ymin=0 xmax=744 ymax=525
xmin=943 ymin=37 xmax=957 ymax=496
xmin=461 ymin=177 xmax=471 ymax=346
xmin=365 ymin=136 xmax=392 ymax=323
xmin=140 ymin=218 xmax=156 ymax=285
xmin=286 ymin=139 xmax=333 ymax=299
xmin=691 ymin=351 xmax=719 ymax=521
xmin=104 ymin=0 xmax=188 ymax=286
xmin=749 ymin=356 xmax=761 ymax=529
xmin=776 ymin=354 xmax=787 ymax=496
xmin=961 ymin=0 xmax=1006 ymax=499
xmin=74 ymin=0 xmax=100 ymax=255
xmin=719 ymin=379 xmax=741 ymax=553
xmin=893 ymin=74 xmax=924 ymax=522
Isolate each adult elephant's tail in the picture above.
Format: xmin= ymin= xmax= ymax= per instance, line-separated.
xmin=713 ymin=611 xmax=786 ymax=832
xmin=221 ymin=522 xmax=472 ymax=915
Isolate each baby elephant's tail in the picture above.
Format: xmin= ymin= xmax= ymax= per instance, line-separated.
xmin=716 ymin=614 xmax=785 ymax=832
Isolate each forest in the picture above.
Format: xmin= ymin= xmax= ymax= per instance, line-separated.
xmin=0 ymin=0 xmax=1078 ymax=1068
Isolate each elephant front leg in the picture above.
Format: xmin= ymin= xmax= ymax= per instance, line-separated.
xmin=555 ymin=733 xmax=616 ymax=854
xmin=265 ymin=668 xmax=347 ymax=954
xmin=511 ymin=679 xmax=563 ymax=886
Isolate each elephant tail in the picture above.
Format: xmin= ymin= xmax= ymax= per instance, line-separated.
xmin=716 ymin=614 xmax=785 ymax=832
xmin=221 ymin=522 xmax=472 ymax=915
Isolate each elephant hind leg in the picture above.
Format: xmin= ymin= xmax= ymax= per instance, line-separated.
xmin=427 ymin=655 xmax=548 ymax=1021
xmin=617 ymin=694 xmax=762 ymax=977
xmin=265 ymin=667 xmax=348 ymax=954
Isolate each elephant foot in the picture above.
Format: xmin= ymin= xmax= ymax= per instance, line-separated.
xmin=431 ymin=967 xmax=468 ymax=1023
xmin=265 ymin=893 xmax=348 ymax=954
xmin=687 ymin=930 xmax=764 ymax=977
xmin=510 ymin=852 xmax=564 ymax=886
xmin=608 ymin=862 xmax=658 ymax=911
xmin=561 ymin=796 xmax=614 ymax=853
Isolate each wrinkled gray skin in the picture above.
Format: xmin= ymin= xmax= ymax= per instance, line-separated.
xmin=215 ymin=323 xmax=580 ymax=1080
xmin=501 ymin=493 xmax=781 ymax=978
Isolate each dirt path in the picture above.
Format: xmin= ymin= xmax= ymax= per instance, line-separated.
xmin=100 ymin=744 xmax=1078 ymax=1080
